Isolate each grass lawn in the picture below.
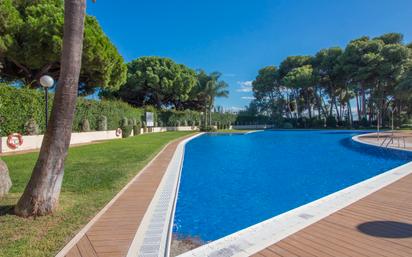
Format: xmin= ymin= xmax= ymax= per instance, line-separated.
xmin=0 ymin=131 xmax=193 ymax=257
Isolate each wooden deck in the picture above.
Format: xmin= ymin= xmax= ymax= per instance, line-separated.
xmin=252 ymin=173 xmax=412 ymax=257
xmin=61 ymin=135 xmax=191 ymax=257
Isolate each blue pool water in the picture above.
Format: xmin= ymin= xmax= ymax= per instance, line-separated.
xmin=173 ymin=130 xmax=412 ymax=242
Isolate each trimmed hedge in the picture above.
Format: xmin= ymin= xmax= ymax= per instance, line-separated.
xmin=1 ymin=85 xmax=237 ymax=136
xmin=0 ymin=84 xmax=143 ymax=136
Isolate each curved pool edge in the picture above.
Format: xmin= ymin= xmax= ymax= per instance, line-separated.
xmin=352 ymin=132 xmax=412 ymax=153
xmin=126 ymin=132 xmax=204 ymax=257
xmin=176 ymin=132 xmax=412 ymax=257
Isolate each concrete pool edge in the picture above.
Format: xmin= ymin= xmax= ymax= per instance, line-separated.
xmin=353 ymin=133 xmax=412 ymax=153
xmin=126 ymin=133 xmax=204 ymax=257
xmin=176 ymin=132 xmax=412 ymax=257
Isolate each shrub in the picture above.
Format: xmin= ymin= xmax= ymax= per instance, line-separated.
xmin=133 ymin=125 xmax=141 ymax=135
xmin=326 ymin=116 xmax=337 ymax=128
xmin=81 ymin=119 xmax=91 ymax=132
xmin=359 ymin=117 xmax=369 ymax=128
xmin=400 ymin=124 xmax=412 ymax=129
xmin=120 ymin=117 xmax=132 ymax=138
xmin=97 ymin=115 xmax=107 ymax=131
xmin=199 ymin=125 xmax=217 ymax=132
xmin=282 ymin=122 xmax=293 ymax=129
xmin=142 ymin=121 xmax=148 ymax=133
xmin=121 ymin=125 xmax=132 ymax=138
xmin=0 ymin=84 xmax=144 ymax=136
xmin=24 ymin=118 xmax=40 ymax=135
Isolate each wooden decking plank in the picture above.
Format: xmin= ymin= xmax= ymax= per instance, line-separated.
xmin=267 ymin=244 xmax=299 ymax=257
xmin=276 ymin=240 xmax=319 ymax=257
xmin=305 ymin=223 xmax=388 ymax=257
xmin=77 ymin=236 xmax=98 ymax=257
xmin=319 ymin=220 xmax=412 ymax=257
xmin=65 ymin=246 xmax=82 ymax=257
xmin=254 ymin=173 xmax=412 ymax=257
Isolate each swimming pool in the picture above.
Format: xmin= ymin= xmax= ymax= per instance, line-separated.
xmin=173 ymin=130 xmax=412 ymax=242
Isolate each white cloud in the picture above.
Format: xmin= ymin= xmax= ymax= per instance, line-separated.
xmin=241 ymin=96 xmax=255 ymax=100
xmin=236 ymin=80 xmax=253 ymax=92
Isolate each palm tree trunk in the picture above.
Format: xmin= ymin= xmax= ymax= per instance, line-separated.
xmin=15 ymin=0 xmax=86 ymax=217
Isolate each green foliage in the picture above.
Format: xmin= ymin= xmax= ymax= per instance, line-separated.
xmin=282 ymin=122 xmax=294 ymax=129
xmin=0 ymin=84 xmax=47 ymax=136
xmin=133 ymin=125 xmax=141 ymax=136
xmin=0 ymin=84 xmax=143 ymax=136
xmin=0 ymin=0 xmax=126 ymax=94
xmin=81 ymin=119 xmax=91 ymax=132
xmin=120 ymin=117 xmax=132 ymax=138
xmin=247 ymin=32 xmax=412 ymax=127
xmin=199 ymin=125 xmax=217 ymax=132
xmin=24 ymin=118 xmax=39 ymax=135
xmin=326 ymin=116 xmax=337 ymax=128
xmin=115 ymin=57 xmax=197 ymax=108
xmin=97 ymin=115 xmax=107 ymax=131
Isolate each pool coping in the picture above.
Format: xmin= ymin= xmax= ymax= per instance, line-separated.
xmin=353 ymin=133 xmax=412 ymax=153
xmin=175 ymin=131 xmax=412 ymax=257
xmin=126 ymin=133 xmax=204 ymax=257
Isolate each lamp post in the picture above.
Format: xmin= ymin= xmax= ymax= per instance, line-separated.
xmin=39 ymin=75 xmax=54 ymax=129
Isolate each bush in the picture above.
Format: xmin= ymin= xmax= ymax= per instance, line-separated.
xmin=400 ymin=124 xmax=412 ymax=129
xmin=121 ymin=126 xmax=132 ymax=138
xmin=120 ymin=117 xmax=132 ymax=138
xmin=282 ymin=122 xmax=294 ymax=129
xmin=133 ymin=125 xmax=141 ymax=135
xmin=97 ymin=115 xmax=107 ymax=131
xmin=81 ymin=119 xmax=91 ymax=132
xmin=199 ymin=125 xmax=217 ymax=132
xmin=0 ymin=84 xmax=144 ymax=136
xmin=326 ymin=116 xmax=337 ymax=128
xmin=359 ymin=117 xmax=369 ymax=128
xmin=24 ymin=118 xmax=40 ymax=135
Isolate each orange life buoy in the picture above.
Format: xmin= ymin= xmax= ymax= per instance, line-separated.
xmin=7 ymin=133 xmax=24 ymax=149
xmin=115 ymin=128 xmax=122 ymax=137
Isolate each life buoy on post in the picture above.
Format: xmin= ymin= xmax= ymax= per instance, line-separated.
xmin=7 ymin=133 xmax=24 ymax=149
xmin=115 ymin=128 xmax=122 ymax=137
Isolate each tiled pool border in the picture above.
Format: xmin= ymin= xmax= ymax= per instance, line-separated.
xmin=126 ymin=133 xmax=204 ymax=257
xmin=175 ymin=132 xmax=412 ymax=257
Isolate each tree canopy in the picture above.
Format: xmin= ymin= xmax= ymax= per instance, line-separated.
xmin=246 ymin=33 xmax=412 ymax=128
xmin=112 ymin=56 xmax=198 ymax=109
xmin=0 ymin=0 xmax=126 ymax=95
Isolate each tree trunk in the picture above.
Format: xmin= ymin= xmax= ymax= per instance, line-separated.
xmin=361 ymin=87 xmax=366 ymax=119
xmin=15 ymin=0 xmax=86 ymax=217
xmin=355 ymin=91 xmax=360 ymax=121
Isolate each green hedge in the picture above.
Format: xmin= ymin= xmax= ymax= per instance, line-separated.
xmin=0 ymin=84 xmax=143 ymax=136
xmin=0 ymin=84 xmax=237 ymax=136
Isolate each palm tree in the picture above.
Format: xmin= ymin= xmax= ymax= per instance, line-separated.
xmin=197 ymin=71 xmax=229 ymax=126
xmin=15 ymin=0 xmax=87 ymax=217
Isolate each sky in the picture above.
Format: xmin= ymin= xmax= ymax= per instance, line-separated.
xmin=87 ymin=0 xmax=412 ymax=111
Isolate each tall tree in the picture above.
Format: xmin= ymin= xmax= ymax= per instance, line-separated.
xmin=114 ymin=57 xmax=197 ymax=109
xmin=282 ymin=65 xmax=315 ymax=118
xmin=196 ymin=71 xmax=229 ymax=126
xmin=15 ymin=0 xmax=87 ymax=217
xmin=252 ymin=66 xmax=286 ymax=119
xmin=0 ymin=0 xmax=126 ymax=95
xmin=313 ymin=47 xmax=344 ymax=119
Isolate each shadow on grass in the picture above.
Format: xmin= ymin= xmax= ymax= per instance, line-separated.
xmin=357 ymin=221 xmax=412 ymax=238
xmin=0 ymin=204 xmax=15 ymax=216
